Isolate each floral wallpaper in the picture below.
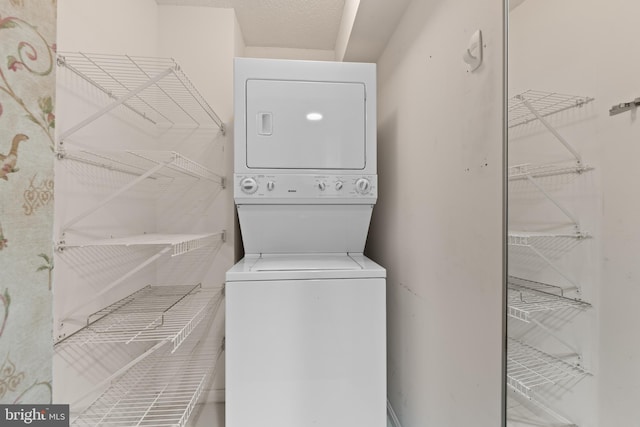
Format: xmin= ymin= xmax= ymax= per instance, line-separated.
xmin=0 ymin=0 xmax=56 ymax=403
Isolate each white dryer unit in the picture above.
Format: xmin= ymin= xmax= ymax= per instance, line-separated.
xmin=233 ymin=58 xmax=378 ymax=254
xmin=227 ymin=58 xmax=386 ymax=427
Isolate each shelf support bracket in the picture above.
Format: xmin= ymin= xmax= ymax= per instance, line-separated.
xmin=519 ymin=95 xmax=583 ymax=164
xmin=526 ymin=244 xmax=581 ymax=294
xmin=609 ymin=97 xmax=640 ymax=116
xmin=57 ymin=66 xmax=174 ymax=146
xmin=510 ymin=236 xmax=582 ymax=294
xmin=61 ymin=157 xmax=174 ymax=232
xmin=524 ymin=174 xmax=581 ymax=232
xmin=68 ymin=338 xmax=170 ymax=409
xmin=530 ymin=319 xmax=582 ymax=357
xmin=513 ymin=391 xmax=577 ymax=427
xmin=60 ymin=246 xmax=172 ymax=322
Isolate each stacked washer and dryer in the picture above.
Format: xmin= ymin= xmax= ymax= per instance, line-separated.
xmin=226 ymin=58 xmax=386 ymax=427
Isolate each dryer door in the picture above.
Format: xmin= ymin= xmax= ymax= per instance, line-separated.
xmin=245 ymin=79 xmax=366 ymax=170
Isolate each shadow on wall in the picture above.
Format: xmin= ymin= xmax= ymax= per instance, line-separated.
xmin=365 ymin=109 xmax=398 ymax=265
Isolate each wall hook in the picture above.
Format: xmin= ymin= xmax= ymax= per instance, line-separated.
xmin=463 ymin=30 xmax=483 ymax=72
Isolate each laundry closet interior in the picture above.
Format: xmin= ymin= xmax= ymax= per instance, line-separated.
xmin=50 ymin=0 xmax=500 ymax=425
xmin=47 ymin=0 xmax=640 ymax=426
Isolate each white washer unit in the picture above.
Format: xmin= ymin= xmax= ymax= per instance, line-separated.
xmin=227 ymin=58 xmax=386 ymax=427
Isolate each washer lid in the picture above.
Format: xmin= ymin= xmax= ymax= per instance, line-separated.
xmin=250 ymin=254 xmax=362 ymax=272
xmin=226 ymin=254 xmax=386 ymax=282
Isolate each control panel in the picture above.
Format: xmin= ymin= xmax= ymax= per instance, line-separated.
xmin=235 ymin=174 xmax=377 ymax=202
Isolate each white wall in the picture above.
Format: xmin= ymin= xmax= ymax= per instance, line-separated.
xmin=367 ymin=0 xmax=504 ymax=426
xmin=597 ymin=1 xmax=640 ymax=424
xmin=57 ymin=0 xmax=159 ymax=55
xmin=509 ymin=0 xmax=640 ymax=425
xmin=157 ymin=5 xmax=237 ymax=286
xmin=243 ymin=46 xmax=335 ymax=61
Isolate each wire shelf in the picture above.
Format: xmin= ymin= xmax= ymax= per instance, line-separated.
xmin=508 ymin=277 xmax=591 ymax=323
xmin=57 ymin=52 xmax=223 ymax=129
xmin=59 ymin=232 xmax=225 ymax=257
xmin=509 ymin=90 xmax=594 ymax=128
xmin=508 ymin=162 xmax=594 ymax=181
xmin=507 ymin=338 xmax=589 ymax=400
xmin=508 ymin=233 xmax=588 ymax=287
xmin=509 ymin=276 xmax=566 ymax=296
xmin=71 ymin=317 xmax=224 ymax=427
xmin=56 ymin=284 xmax=222 ymax=353
xmin=61 ymin=150 xmax=224 ymax=184
xmin=509 ymin=232 xmax=589 ymax=248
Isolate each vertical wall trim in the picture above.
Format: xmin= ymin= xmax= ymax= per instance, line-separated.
xmin=501 ymin=0 xmax=509 ymax=425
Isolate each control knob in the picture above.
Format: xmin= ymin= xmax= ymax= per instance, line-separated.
xmin=267 ymin=181 xmax=275 ymax=191
xmin=240 ymin=177 xmax=258 ymax=194
xmin=355 ymin=178 xmax=371 ymax=195
xmin=318 ymin=182 xmax=326 ymax=191
xmin=335 ymin=181 xmax=344 ymax=191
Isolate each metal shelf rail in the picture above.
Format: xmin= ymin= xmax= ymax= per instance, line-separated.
xmin=509 ymin=276 xmax=566 ymax=296
xmin=55 ymin=284 xmax=222 ymax=353
xmin=71 ymin=310 xmax=224 ymax=427
xmin=56 ymin=52 xmax=224 ymax=148
xmin=58 ymin=232 xmax=225 ymax=257
xmin=508 ymin=276 xmax=591 ymax=323
xmin=508 ymin=162 xmax=593 ymax=181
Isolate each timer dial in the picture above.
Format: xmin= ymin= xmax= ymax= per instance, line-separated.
xmin=355 ymin=178 xmax=371 ymax=195
xmin=240 ymin=177 xmax=258 ymax=194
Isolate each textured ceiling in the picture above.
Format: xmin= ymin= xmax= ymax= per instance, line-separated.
xmin=156 ymin=0 xmax=345 ymax=50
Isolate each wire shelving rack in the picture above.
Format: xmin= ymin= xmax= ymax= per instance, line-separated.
xmin=508 ymin=232 xmax=587 ymax=294
xmin=508 ymin=162 xmax=593 ymax=181
xmin=508 ymin=276 xmax=591 ymax=323
xmin=55 ymin=284 xmax=222 ymax=353
xmin=508 ymin=89 xmax=595 ymax=426
xmin=58 ymin=232 xmax=225 ymax=257
xmin=54 ymin=51 xmax=228 ymax=427
xmin=61 ymin=149 xmax=223 ymax=184
xmin=58 ymin=150 xmax=225 ymax=234
xmin=57 ymin=52 xmax=224 ymax=135
xmin=56 ymin=233 xmax=224 ymax=324
xmin=507 ymin=338 xmax=589 ymax=400
xmin=508 ymin=90 xmax=594 ymax=129
xmin=71 ymin=309 xmax=224 ymax=427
